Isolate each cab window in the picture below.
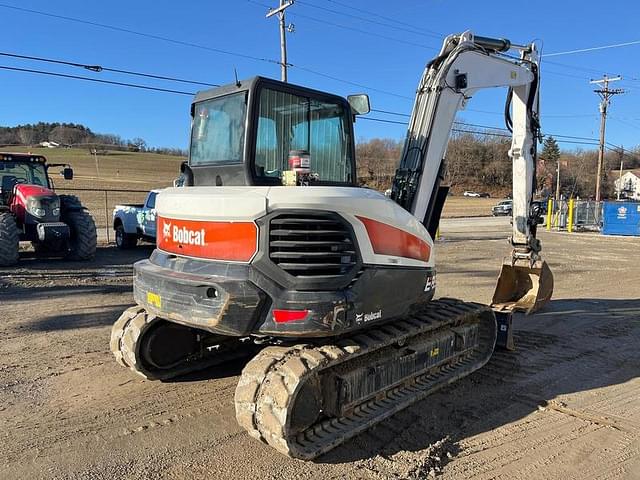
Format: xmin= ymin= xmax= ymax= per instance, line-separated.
xmin=146 ymin=192 xmax=157 ymax=209
xmin=255 ymin=88 xmax=353 ymax=183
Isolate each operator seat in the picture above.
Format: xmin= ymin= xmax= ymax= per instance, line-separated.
xmin=1 ymin=175 xmax=19 ymax=204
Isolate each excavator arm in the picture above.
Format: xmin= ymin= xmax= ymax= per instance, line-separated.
xmin=391 ymin=31 xmax=553 ymax=314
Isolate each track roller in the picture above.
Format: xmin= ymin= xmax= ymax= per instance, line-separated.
xmin=235 ymin=299 xmax=497 ymax=459
xmin=110 ymin=306 xmax=256 ymax=381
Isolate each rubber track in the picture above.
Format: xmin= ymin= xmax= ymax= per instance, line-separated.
xmin=234 ymin=299 xmax=497 ymax=459
xmin=0 ymin=212 xmax=19 ymax=266
xmin=60 ymin=195 xmax=97 ymax=261
xmin=110 ymin=306 xmax=253 ymax=381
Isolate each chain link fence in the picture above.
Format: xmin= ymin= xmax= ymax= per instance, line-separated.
xmin=573 ymin=201 xmax=603 ymax=231
xmin=57 ymin=187 xmax=609 ymax=242
xmin=57 ymin=187 xmax=149 ymax=242
xmin=546 ymin=199 xmax=602 ymax=232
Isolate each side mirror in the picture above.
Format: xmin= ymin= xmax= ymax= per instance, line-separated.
xmin=62 ymin=167 xmax=73 ymax=180
xmin=347 ymin=94 xmax=370 ymax=116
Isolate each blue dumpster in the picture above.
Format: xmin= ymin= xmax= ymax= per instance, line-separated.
xmin=602 ymin=201 xmax=640 ymax=236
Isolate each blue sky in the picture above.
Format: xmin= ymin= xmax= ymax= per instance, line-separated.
xmin=1 ymin=0 xmax=639 ymax=151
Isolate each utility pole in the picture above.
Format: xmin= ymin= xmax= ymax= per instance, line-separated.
xmin=617 ymin=147 xmax=624 ymax=200
xmin=266 ymin=0 xmax=294 ymax=82
xmin=590 ymin=75 xmax=624 ymax=202
xmin=555 ymin=159 xmax=561 ymax=202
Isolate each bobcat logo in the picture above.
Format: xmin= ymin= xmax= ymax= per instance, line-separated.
xmin=355 ymin=310 xmax=382 ymax=324
xmin=162 ymin=221 xmax=172 ymax=240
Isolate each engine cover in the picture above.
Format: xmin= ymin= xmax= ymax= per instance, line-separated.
xmin=133 ymin=186 xmax=437 ymax=338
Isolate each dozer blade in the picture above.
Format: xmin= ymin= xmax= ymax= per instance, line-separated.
xmin=491 ymin=259 xmax=553 ymax=314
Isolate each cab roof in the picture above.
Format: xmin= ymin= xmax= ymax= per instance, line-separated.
xmin=0 ymin=152 xmax=47 ymax=164
xmin=192 ymin=76 xmax=349 ymax=109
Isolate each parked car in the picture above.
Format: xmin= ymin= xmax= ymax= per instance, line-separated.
xmin=112 ymin=190 xmax=159 ymax=249
xmin=463 ymin=190 xmax=481 ymax=197
xmin=492 ymin=199 xmax=513 ymax=216
xmin=478 ymin=192 xmax=491 ymax=198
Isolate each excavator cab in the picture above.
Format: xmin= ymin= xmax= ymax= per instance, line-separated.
xmin=183 ymin=76 xmax=365 ymax=188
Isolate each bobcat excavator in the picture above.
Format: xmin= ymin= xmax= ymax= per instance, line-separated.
xmin=111 ymin=31 xmax=553 ymax=459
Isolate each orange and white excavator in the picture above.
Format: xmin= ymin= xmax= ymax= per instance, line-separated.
xmin=111 ymin=31 xmax=553 ymax=459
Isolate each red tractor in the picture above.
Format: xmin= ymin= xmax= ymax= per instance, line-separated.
xmin=0 ymin=152 xmax=97 ymax=265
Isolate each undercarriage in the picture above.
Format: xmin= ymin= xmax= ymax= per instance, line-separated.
xmin=111 ymin=298 xmax=496 ymax=459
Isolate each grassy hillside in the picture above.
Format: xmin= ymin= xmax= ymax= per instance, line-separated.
xmin=1 ymin=146 xmax=184 ymax=190
xmin=2 ymin=146 xmax=499 ymax=240
xmin=2 ymin=147 xmax=184 ymax=238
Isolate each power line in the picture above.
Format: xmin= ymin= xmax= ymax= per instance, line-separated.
xmin=542 ymin=57 xmax=640 ymax=84
xmin=290 ymin=12 xmax=436 ymax=49
xmin=372 ymin=108 xmax=600 ymax=129
xmin=452 ymin=129 xmax=511 ymax=138
xmin=295 ymin=0 xmax=442 ymax=39
xmin=4 ymin=0 xmax=639 ymax=117
xmin=0 ymin=65 xmax=195 ymax=95
xmin=0 ymin=63 xmax=611 ymax=150
xmin=5 ymin=0 xmax=614 ymax=109
xmin=325 ymin=0 xmax=443 ymax=37
xmin=543 ymin=69 xmax=591 ymax=81
xmin=360 ymin=116 xmax=406 ymax=126
xmin=2 ymin=0 xmax=421 ymax=100
xmin=0 ymin=2 xmax=282 ymax=66
xmin=371 ymin=108 xmax=410 ymax=117
xmin=362 ymin=116 xmax=602 ymax=146
xmin=545 ymin=39 xmax=640 ymax=57
xmin=0 ymin=0 xmax=442 ymax=104
xmin=605 ymin=144 xmax=640 ymax=164
xmin=293 ymin=65 xmax=413 ymax=99
xmin=0 ymin=51 xmax=219 ymax=87
xmin=609 ymin=115 xmax=640 ymax=131
xmin=247 ymin=0 xmax=436 ymax=50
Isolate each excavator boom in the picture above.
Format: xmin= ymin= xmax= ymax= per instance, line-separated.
xmin=391 ymin=31 xmax=553 ymax=313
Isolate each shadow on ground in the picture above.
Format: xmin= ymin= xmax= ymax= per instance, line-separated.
xmin=316 ymin=297 xmax=640 ymax=464
xmin=22 ymin=303 xmax=133 ymax=332
xmin=0 ymin=244 xmax=153 ymax=291
xmin=7 ymin=244 xmax=154 ymax=272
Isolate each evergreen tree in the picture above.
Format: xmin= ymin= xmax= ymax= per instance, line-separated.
xmin=541 ymin=136 xmax=560 ymax=164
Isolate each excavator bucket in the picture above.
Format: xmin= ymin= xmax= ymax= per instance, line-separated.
xmin=491 ymin=259 xmax=554 ymax=314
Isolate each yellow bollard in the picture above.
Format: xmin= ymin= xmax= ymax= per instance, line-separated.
xmin=567 ymin=198 xmax=574 ymax=233
xmin=546 ymin=199 xmax=553 ymax=231
xmin=435 ymin=227 xmax=440 ymax=240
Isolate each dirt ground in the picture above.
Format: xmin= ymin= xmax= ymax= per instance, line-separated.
xmin=1 ymin=221 xmax=639 ymax=480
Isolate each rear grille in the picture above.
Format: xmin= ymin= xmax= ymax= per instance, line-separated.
xmin=269 ymin=213 xmax=358 ymax=278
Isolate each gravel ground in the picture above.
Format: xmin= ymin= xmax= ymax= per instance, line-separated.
xmin=1 ymin=225 xmax=639 ymax=480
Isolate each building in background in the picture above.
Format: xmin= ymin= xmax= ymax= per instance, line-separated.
xmin=614 ymin=169 xmax=640 ymax=200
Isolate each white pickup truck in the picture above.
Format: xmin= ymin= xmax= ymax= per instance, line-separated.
xmin=112 ymin=190 xmax=159 ymax=249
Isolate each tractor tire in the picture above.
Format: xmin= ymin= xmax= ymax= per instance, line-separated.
xmin=0 ymin=212 xmax=19 ymax=266
xmin=60 ymin=195 xmax=97 ymax=261
xmin=115 ymin=224 xmax=137 ymax=249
